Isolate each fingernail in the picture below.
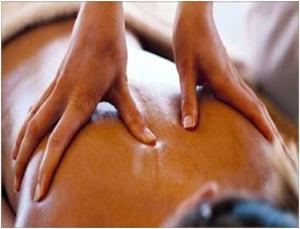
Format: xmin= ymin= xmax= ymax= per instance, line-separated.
xmin=183 ymin=115 xmax=194 ymax=129
xmin=34 ymin=183 xmax=41 ymax=202
xmin=143 ymin=128 xmax=157 ymax=144
xmin=13 ymin=176 xmax=18 ymax=192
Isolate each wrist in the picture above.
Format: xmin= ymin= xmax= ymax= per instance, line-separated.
xmin=72 ymin=2 xmax=126 ymax=54
xmin=174 ymin=2 xmax=215 ymax=38
xmin=82 ymin=2 xmax=123 ymax=23
xmin=177 ymin=2 xmax=212 ymax=19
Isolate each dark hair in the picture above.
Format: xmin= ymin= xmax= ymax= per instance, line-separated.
xmin=175 ymin=197 xmax=298 ymax=227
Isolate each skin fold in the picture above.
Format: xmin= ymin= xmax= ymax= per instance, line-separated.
xmin=2 ymin=19 xmax=279 ymax=227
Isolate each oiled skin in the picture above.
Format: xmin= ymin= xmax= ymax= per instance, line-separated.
xmin=2 ymin=19 xmax=273 ymax=227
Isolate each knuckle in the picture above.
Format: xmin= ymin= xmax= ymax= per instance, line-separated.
xmin=27 ymin=118 xmax=38 ymax=137
xmin=70 ymin=99 xmax=91 ymax=118
xmin=48 ymin=134 xmax=63 ymax=148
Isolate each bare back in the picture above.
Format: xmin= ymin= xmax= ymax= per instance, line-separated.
xmin=2 ymin=19 xmax=274 ymax=227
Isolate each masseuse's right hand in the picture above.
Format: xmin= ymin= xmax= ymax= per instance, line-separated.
xmin=12 ymin=2 xmax=156 ymax=202
xmin=173 ymin=2 xmax=278 ymax=142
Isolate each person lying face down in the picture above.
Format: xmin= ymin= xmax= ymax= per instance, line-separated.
xmin=2 ymin=15 xmax=296 ymax=226
xmin=9 ymin=2 xmax=289 ymax=203
xmin=165 ymin=186 xmax=298 ymax=227
xmin=163 ymin=148 xmax=298 ymax=227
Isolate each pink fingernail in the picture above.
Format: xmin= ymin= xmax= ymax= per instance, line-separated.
xmin=183 ymin=115 xmax=194 ymax=129
xmin=34 ymin=183 xmax=41 ymax=202
xmin=143 ymin=128 xmax=157 ymax=144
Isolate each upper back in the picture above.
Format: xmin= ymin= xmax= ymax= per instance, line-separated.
xmin=2 ymin=19 xmax=274 ymax=227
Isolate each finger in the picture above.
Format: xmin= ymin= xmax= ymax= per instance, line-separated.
xmin=239 ymin=81 xmax=278 ymax=139
xmin=179 ymin=68 xmax=198 ymax=129
xmin=239 ymin=81 xmax=294 ymax=163
xmin=12 ymin=80 xmax=56 ymax=159
xmin=14 ymin=94 xmax=63 ymax=192
xmin=12 ymin=57 xmax=66 ymax=159
xmin=30 ymin=80 xmax=58 ymax=115
xmin=34 ymin=99 xmax=94 ymax=201
xmin=12 ymin=116 xmax=34 ymax=160
xmin=213 ymin=77 xmax=275 ymax=142
xmin=112 ymin=85 xmax=156 ymax=145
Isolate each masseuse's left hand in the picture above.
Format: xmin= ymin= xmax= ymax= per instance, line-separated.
xmin=173 ymin=2 xmax=278 ymax=142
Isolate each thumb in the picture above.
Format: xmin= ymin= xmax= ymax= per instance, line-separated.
xmin=109 ymin=82 xmax=156 ymax=145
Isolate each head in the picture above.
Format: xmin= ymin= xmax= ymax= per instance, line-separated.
xmin=163 ymin=187 xmax=298 ymax=227
xmin=163 ymin=143 xmax=299 ymax=227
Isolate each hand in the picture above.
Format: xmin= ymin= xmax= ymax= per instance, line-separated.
xmin=12 ymin=2 xmax=156 ymax=201
xmin=173 ymin=2 xmax=278 ymax=142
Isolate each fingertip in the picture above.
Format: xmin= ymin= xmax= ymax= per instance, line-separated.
xmin=182 ymin=114 xmax=196 ymax=130
xmin=34 ymin=183 xmax=41 ymax=202
xmin=254 ymin=110 xmax=276 ymax=143
xmin=142 ymin=127 xmax=157 ymax=145
xmin=180 ymin=93 xmax=198 ymax=130
xmin=182 ymin=115 xmax=194 ymax=129
xmin=266 ymin=130 xmax=275 ymax=143
xmin=34 ymin=172 xmax=46 ymax=202
xmin=11 ymin=141 xmax=20 ymax=159
xmin=264 ymin=122 xmax=277 ymax=143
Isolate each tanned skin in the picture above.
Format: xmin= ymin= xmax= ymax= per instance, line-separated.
xmin=12 ymin=2 xmax=284 ymax=203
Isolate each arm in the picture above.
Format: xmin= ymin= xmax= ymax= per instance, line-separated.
xmin=12 ymin=2 xmax=156 ymax=202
